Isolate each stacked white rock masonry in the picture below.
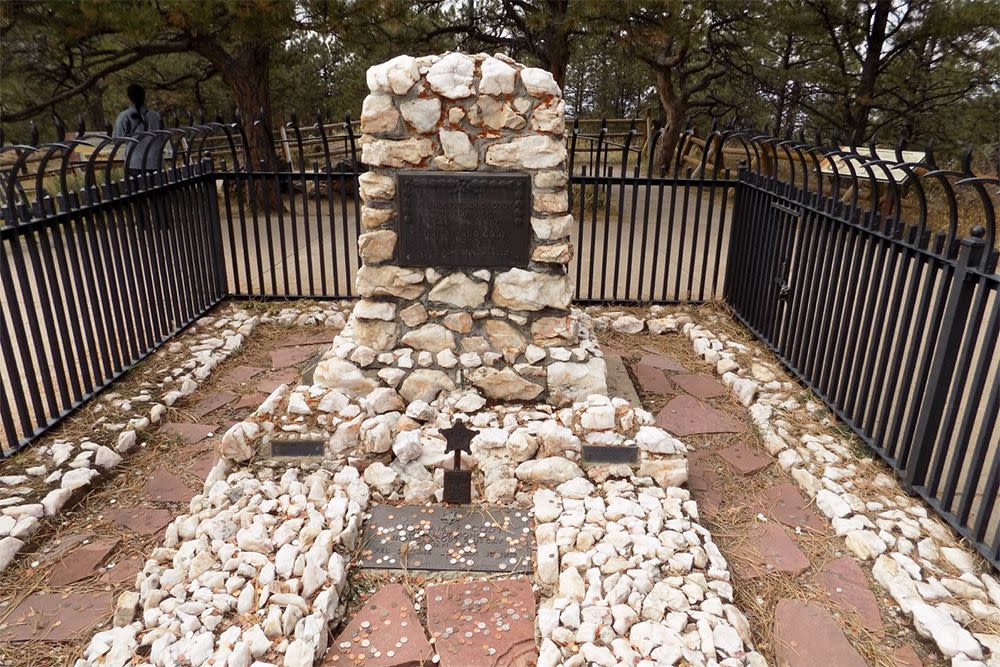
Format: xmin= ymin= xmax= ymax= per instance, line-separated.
xmin=313 ymin=52 xmax=607 ymax=407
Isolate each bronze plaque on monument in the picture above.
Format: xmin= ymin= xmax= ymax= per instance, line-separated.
xmin=397 ymin=171 xmax=531 ymax=267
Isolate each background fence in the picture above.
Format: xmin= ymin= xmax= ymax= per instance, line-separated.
xmin=1 ymin=115 xmax=998 ymax=566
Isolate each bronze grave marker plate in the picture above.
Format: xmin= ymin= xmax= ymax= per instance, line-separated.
xmin=267 ymin=439 xmax=325 ymax=458
xmin=358 ymin=504 xmax=533 ymax=573
xmin=396 ymin=171 xmax=531 ymax=267
xmin=582 ymin=445 xmax=640 ymax=465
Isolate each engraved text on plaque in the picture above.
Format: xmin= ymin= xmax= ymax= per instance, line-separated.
xmin=396 ymin=171 xmax=531 ymax=267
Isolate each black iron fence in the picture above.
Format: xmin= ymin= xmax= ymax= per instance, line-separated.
xmin=725 ymin=145 xmax=999 ymax=566
xmin=1 ymin=115 xmax=997 ymax=566
xmin=1 ymin=145 xmax=225 ymax=458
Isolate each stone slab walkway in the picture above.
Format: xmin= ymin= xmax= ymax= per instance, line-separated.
xmin=0 ymin=305 xmax=348 ymax=665
xmin=324 ymin=578 xmax=537 ymax=667
xmin=604 ymin=318 xmax=936 ymax=667
xmin=324 ymin=583 xmax=432 ymax=666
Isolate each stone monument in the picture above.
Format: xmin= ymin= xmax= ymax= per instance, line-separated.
xmin=314 ymin=52 xmax=607 ymax=405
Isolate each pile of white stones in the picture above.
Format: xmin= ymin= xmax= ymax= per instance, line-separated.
xmin=0 ymin=435 xmax=122 ymax=568
xmin=315 ymin=307 xmax=606 ymax=405
xmin=77 ymin=464 xmax=368 ymax=667
xmin=594 ymin=305 xmax=1000 ymax=666
xmin=0 ymin=303 xmax=350 ymax=573
xmin=534 ymin=476 xmax=765 ymax=667
xmin=220 ymin=379 xmax=688 ymax=506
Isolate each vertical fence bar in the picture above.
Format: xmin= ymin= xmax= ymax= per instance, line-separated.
xmin=905 ymin=230 xmax=987 ymax=487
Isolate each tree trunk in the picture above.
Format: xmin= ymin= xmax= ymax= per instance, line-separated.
xmin=539 ymin=0 xmax=571 ymax=88
xmin=846 ymin=0 xmax=891 ymax=145
xmin=84 ymin=85 xmax=107 ymax=133
xmin=219 ymin=48 xmax=277 ymax=172
xmin=773 ymin=34 xmax=794 ymax=136
xmin=654 ymin=69 xmax=686 ymax=174
xmin=193 ymin=40 xmax=280 ymax=208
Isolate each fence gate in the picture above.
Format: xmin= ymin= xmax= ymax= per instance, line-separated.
xmin=725 ymin=171 xmax=799 ymax=347
xmin=726 ymin=167 xmax=1000 ymax=568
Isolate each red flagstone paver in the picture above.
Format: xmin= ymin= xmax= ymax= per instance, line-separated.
xmin=426 ymin=577 xmax=537 ymax=667
xmin=234 ymin=392 xmax=269 ymax=410
xmin=0 ymin=591 xmax=113 ymax=642
xmin=600 ymin=343 xmax=631 ymax=359
xmin=143 ymin=467 xmax=196 ymax=503
xmin=686 ymin=450 xmax=725 ymax=515
xmin=773 ymin=599 xmax=866 ymax=667
xmin=718 ymin=443 xmax=771 ymax=476
xmin=98 ymin=553 xmax=144 ymax=585
xmin=759 ymin=484 xmax=826 ymax=532
xmin=187 ymin=449 xmax=220 ymax=481
xmin=221 ymin=365 xmax=266 ymax=385
xmin=41 ymin=532 xmax=95 ymax=563
xmin=815 ymin=557 xmax=884 ymax=631
xmin=737 ymin=523 xmax=811 ymax=578
xmin=654 ymin=395 xmax=745 ymax=436
xmin=638 ymin=353 xmax=687 ymax=372
xmin=189 ymin=391 xmax=238 ymax=417
xmin=892 ymin=646 xmax=924 ymax=667
xmin=271 ymin=345 xmax=322 ymax=369
xmin=322 ymin=583 xmax=432 ymax=667
xmin=160 ymin=422 xmax=217 ymax=445
xmin=103 ymin=507 xmax=174 ymax=536
xmin=48 ymin=537 xmax=119 ymax=587
xmin=256 ymin=368 xmax=300 ymax=393
xmin=632 ymin=363 xmax=676 ymax=395
xmin=671 ymin=373 xmax=728 ymax=399
xmin=283 ymin=330 xmax=335 ymax=347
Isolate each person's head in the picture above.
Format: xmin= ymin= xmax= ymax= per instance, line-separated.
xmin=126 ymin=84 xmax=145 ymax=109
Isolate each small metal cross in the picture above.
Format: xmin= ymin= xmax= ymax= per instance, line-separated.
xmin=442 ymin=419 xmax=476 ymax=504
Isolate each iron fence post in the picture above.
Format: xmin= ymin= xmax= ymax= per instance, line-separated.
xmin=904 ymin=228 xmax=987 ymax=488
xmin=203 ymin=156 xmax=228 ymax=298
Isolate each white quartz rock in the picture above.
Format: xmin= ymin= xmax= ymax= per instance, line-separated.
xmin=559 ymin=566 xmax=585 ymax=601
xmin=872 ymin=554 xmax=921 ymax=613
xmin=0 ymin=536 xmax=23 ymax=570
xmin=537 ymin=542 xmax=560 ymax=586
xmin=366 ymin=55 xmax=420 ymax=95
xmin=520 ymin=67 xmax=561 ymax=97
xmin=392 ymin=430 xmax=422 ymax=464
xmin=218 ymin=421 xmax=260 ymax=462
xmin=516 ymin=457 xmax=583 ymax=485
xmin=287 ymin=392 xmax=312 ymax=415
xmin=400 ymin=97 xmax=442 ymax=133
xmin=547 ymin=358 xmax=608 ymax=406
xmin=634 ymin=426 xmax=680 ymax=454
xmin=910 ymin=602 xmax=983 ymax=658
xmin=556 ymin=477 xmax=595 ymax=499
xmin=94 ymin=445 xmax=122 ymax=469
xmin=42 ymin=488 xmax=73 ymax=516
xmin=313 ymin=359 xmax=378 ymax=398
xmin=362 ymin=462 xmax=399 ymax=496
xmin=486 ymin=135 xmax=567 ymax=170
xmin=480 ymin=56 xmax=517 ymax=95
xmin=815 ymin=489 xmax=852 ymax=519
xmin=426 ymin=52 xmax=476 ymax=98
xmin=611 ymin=315 xmax=644 ymax=334
xmin=61 ymin=467 xmax=99 ymax=492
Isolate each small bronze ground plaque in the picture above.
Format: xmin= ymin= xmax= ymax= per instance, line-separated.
xmin=358 ymin=504 xmax=533 ymax=573
xmin=397 ymin=171 xmax=531 ymax=267
xmin=266 ymin=439 xmax=325 ymax=458
xmin=582 ymin=444 xmax=640 ymax=465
